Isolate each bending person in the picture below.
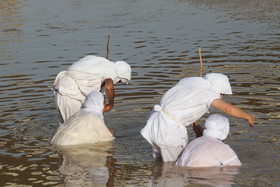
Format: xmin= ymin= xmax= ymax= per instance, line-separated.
xmin=51 ymin=91 xmax=114 ymax=146
xmin=176 ymin=114 xmax=241 ymax=167
xmin=53 ymin=55 xmax=131 ymax=123
xmin=140 ymin=73 xmax=254 ymax=162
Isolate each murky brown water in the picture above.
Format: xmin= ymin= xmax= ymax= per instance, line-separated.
xmin=0 ymin=0 xmax=279 ymax=186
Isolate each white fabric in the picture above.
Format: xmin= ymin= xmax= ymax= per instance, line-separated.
xmin=176 ymin=114 xmax=241 ymax=167
xmin=203 ymin=114 xmax=230 ymax=141
xmin=82 ymin=92 xmax=104 ymax=119
xmin=51 ymin=111 xmax=114 ymax=146
xmin=54 ymin=91 xmax=83 ymax=124
xmin=53 ymin=55 xmax=131 ymax=122
xmin=51 ymin=91 xmax=113 ymax=146
xmin=204 ymin=73 xmax=232 ymax=95
xmin=153 ymin=144 xmax=184 ymax=162
xmin=115 ymin=61 xmax=131 ymax=83
xmin=140 ymin=77 xmax=221 ymax=161
xmin=161 ymin=77 xmax=220 ymax=125
xmin=176 ymin=136 xmax=241 ymax=167
xmin=141 ymin=104 xmax=188 ymax=148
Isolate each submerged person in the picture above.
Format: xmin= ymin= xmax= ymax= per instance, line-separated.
xmin=176 ymin=114 xmax=241 ymax=167
xmin=51 ymin=91 xmax=114 ymax=146
xmin=53 ymin=55 xmax=131 ymax=123
xmin=140 ymin=73 xmax=254 ymax=162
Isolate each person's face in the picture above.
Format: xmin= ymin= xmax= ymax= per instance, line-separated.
xmin=220 ymin=94 xmax=224 ymax=99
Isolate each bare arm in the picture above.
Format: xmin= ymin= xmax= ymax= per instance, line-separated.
xmin=103 ymin=78 xmax=115 ymax=113
xmin=210 ymin=99 xmax=254 ymax=128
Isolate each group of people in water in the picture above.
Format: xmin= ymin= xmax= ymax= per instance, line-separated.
xmin=51 ymin=55 xmax=254 ymax=168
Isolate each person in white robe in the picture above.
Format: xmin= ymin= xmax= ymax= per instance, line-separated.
xmin=176 ymin=114 xmax=241 ymax=167
xmin=51 ymin=91 xmax=114 ymax=146
xmin=53 ymin=55 xmax=131 ymax=123
xmin=140 ymin=73 xmax=254 ymax=162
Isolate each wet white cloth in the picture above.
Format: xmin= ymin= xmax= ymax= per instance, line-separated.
xmin=176 ymin=114 xmax=241 ymax=167
xmin=203 ymin=114 xmax=230 ymax=140
xmin=152 ymin=144 xmax=185 ymax=162
xmin=53 ymin=55 xmax=131 ymax=122
xmin=51 ymin=92 xmax=114 ymax=146
xmin=140 ymin=76 xmax=222 ymax=162
xmin=204 ymin=73 xmax=232 ymax=95
xmin=82 ymin=91 xmax=104 ymax=119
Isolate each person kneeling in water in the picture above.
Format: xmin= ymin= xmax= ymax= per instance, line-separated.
xmin=51 ymin=91 xmax=114 ymax=147
xmin=176 ymin=114 xmax=241 ymax=167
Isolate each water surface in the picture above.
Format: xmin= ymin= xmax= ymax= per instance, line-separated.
xmin=0 ymin=0 xmax=279 ymax=186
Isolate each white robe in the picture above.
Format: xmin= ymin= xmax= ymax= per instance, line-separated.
xmin=53 ymin=56 xmax=118 ymax=122
xmin=140 ymin=77 xmax=220 ymax=162
xmin=51 ymin=111 xmax=114 ymax=146
xmin=51 ymin=91 xmax=114 ymax=146
xmin=176 ymin=136 xmax=241 ymax=167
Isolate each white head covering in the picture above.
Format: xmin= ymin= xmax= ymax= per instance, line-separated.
xmin=115 ymin=61 xmax=131 ymax=84
xmin=204 ymin=73 xmax=232 ymax=95
xmin=203 ymin=114 xmax=230 ymax=140
xmin=67 ymin=55 xmax=132 ymax=84
xmin=82 ymin=91 xmax=104 ymax=119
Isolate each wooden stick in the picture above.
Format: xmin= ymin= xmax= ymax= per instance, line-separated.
xmin=106 ymin=34 xmax=110 ymax=59
xmin=199 ymin=47 xmax=202 ymax=77
xmin=193 ymin=47 xmax=204 ymax=133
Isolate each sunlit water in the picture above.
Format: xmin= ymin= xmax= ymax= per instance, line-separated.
xmin=0 ymin=0 xmax=279 ymax=186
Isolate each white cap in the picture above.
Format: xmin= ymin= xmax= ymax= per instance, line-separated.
xmin=115 ymin=61 xmax=131 ymax=84
xmin=203 ymin=114 xmax=230 ymax=140
xmin=204 ymin=73 xmax=232 ymax=95
xmin=82 ymin=91 xmax=104 ymax=119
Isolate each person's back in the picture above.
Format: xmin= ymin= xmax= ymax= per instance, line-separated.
xmin=51 ymin=92 xmax=114 ymax=147
xmin=53 ymin=55 xmax=131 ymax=123
xmin=176 ymin=136 xmax=241 ymax=167
xmin=160 ymin=77 xmax=220 ymax=126
xmin=176 ymin=114 xmax=241 ymax=167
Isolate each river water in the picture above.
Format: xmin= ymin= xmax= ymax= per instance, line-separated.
xmin=0 ymin=0 xmax=279 ymax=186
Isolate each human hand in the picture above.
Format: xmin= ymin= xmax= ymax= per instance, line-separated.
xmin=192 ymin=121 xmax=204 ymax=138
xmin=247 ymin=114 xmax=255 ymax=128
xmin=109 ymin=129 xmax=115 ymax=136
xmin=103 ymin=104 xmax=113 ymax=113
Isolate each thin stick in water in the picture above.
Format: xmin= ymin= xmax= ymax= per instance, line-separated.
xmin=106 ymin=34 xmax=110 ymax=59
xmin=199 ymin=47 xmax=202 ymax=77
xmin=193 ymin=47 xmax=204 ymax=134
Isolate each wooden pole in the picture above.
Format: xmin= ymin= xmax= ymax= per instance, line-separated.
xmin=193 ymin=47 xmax=204 ymax=137
xmin=199 ymin=47 xmax=202 ymax=77
xmin=106 ymin=34 xmax=110 ymax=59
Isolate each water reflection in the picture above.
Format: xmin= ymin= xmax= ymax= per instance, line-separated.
xmin=54 ymin=142 xmax=115 ymax=186
xmin=0 ymin=0 xmax=279 ymax=185
xmin=150 ymin=159 xmax=240 ymax=186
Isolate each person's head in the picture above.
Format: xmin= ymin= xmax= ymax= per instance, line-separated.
xmin=114 ymin=61 xmax=131 ymax=84
xmin=204 ymin=73 xmax=232 ymax=96
xmin=82 ymin=91 xmax=104 ymax=118
xmin=203 ymin=114 xmax=230 ymax=140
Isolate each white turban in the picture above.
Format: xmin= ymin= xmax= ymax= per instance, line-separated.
xmin=204 ymin=73 xmax=232 ymax=95
xmin=82 ymin=91 xmax=104 ymax=119
xmin=115 ymin=61 xmax=131 ymax=84
xmin=203 ymin=114 xmax=230 ymax=140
